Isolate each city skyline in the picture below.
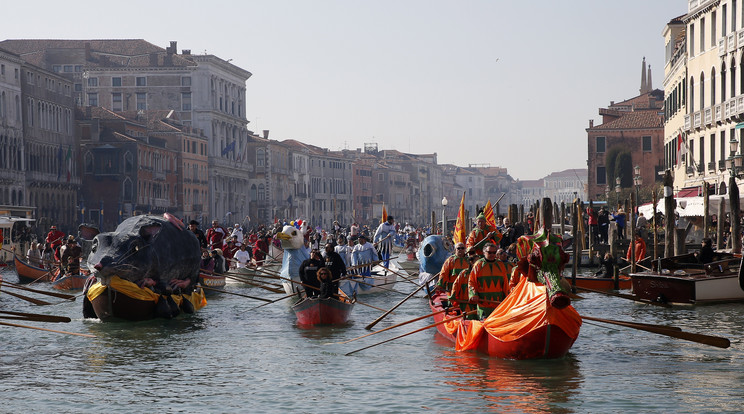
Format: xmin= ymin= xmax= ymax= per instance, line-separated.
xmin=4 ymin=0 xmax=686 ymax=180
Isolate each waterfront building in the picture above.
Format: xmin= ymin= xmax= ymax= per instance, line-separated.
xmin=0 ymin=49 xmax=25 ymax=210
xmin=543 ymin=169 xmax=588 ymax=205
xmin=586 ymin=61 xmax=664 ymax=202
xmin=665 ymin=2 xmax=744 ymax=196
xmin=518 ymin=179 xmax=545 ymax=208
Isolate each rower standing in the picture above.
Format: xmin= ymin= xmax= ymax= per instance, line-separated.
xmin=374 ymin=215 xmax=396 ymax=267
xmin=468 ymin=243 xmax=512 ymax=319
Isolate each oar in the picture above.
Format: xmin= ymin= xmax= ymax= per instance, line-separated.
xmin=2 ymin=281 xmax=76 ymax=300
xmin=347 ymin=310 xmax=476 ymax=356
xmin=376 ymin=264 xmax=418 ymax=286
xmin=331 ymin=309 xmax=447 ymax=345
xmin=738 ymin=254 xmax=744 ymax=291
xmin=365 ymin=272 xmax=439 ymax=330
xmin=1 ymin=289 xmax=53 ymax=306
xmin=246 ymin=292 xmax=299 ymax=311
xmin=0 ymin=310 xmax=71 ymax=323
xmin=198 ymin=285 xmax=272 ymax=302
xmin=0 ymin=321 xmax=95 ymax=338
xmin=0 ymin=315 xmax=71 ymax=323
xmin=582 ymin=315 xmax=730 ymax=348
xmin=575 ymin=286 xmax=671 ymax=308
xmin=222 ymin=274 xmax=285 ymax=293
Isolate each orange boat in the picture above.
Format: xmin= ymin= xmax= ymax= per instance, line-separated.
xmin=430 ymin=276 xmax=582 ymax=359
xmin=14 ymin=254 xmax=56 ymax=283
xmin=50 ymin=271 xmax=88 ymax=290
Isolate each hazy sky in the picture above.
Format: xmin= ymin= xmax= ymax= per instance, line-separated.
xmin=5 ymin=0 xmax=687 ymax=180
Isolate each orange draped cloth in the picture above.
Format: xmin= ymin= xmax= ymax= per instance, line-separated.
xmin=454 ymin=276 xmax=582 ymax=352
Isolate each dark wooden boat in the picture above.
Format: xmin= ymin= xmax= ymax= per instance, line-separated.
xmin=14 ymin=254 xmax=56 ymax=283
xmin=84 ymin=275 xmax=207 ymax=321
xmin=51 ymin=271 xmax=88 ymax=290
xmin=429 ymin=277 xmax=582 ymax=359
xmin=630 ymin=253 xmax=743 ymax=305
xmin=291 ymin=296 xmax=354 ymax=326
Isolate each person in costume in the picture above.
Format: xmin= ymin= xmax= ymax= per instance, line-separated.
xmin=466 ymin=213 xmax=502 ymax=256
xmin=374 ymin=215 xmax=396 ymax=267
xmin=448 ymin=248 xmax=479 ymax=316
xmin=436 ymin=241 xmax=470 ymax=292
xmin=468 ymin=243 xmax=513 ymax=319
xmin=334 ymin=235 xmax=353 ymax=268
xmin=206 ymin=220 xmax=228 ymax=249
xmin=299 ymin=250 xmax=325 ymax=298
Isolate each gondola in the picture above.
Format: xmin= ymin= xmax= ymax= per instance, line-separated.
xmin=50 ymin=270 xmax=88 ymax=290
xmin=198 ymin=270 xmax=227 ymax=291
xmin=291 ymin=295 xmax=354 ymax=326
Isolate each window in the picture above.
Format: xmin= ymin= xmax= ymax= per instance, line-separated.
xmin=596 ymin=166 xmax=606 ymax=185
xmin=63 ymin=65 xmax=73 ymax=73
xmin=112 ymin=93 xmax=122 ymax=111
xmin=84 ymin=152 xmax=94 ymax=173
xmin=74 ymin=65 xmax=82 ymax=72
xmin=596 ymin=136 xmax=606 ymax=153
xmin=88 ymin=93 xmax=98 ymax=106
xmin=256 ymin=148 xmax=265 ymax=167
xmin=112 ymin=77 xmax=122 ymax=87
xmin=701 ymin=18 xmax=705 ymax=53
xmin=74 ymin=83 xmax=82 ymax=92
xmin=181 ymin=76 xmax=191 ymax=86
xmin=182 ymin=92 xmax=191 ymax=111
xmin=136 ymin=76 xmax=146 ymax=86
xmin=52 ymin=65 xmax=61 ymax=73
xmin=642 ymin=136 xmax=652 ymax=152
xmin=136 ymin=93 xmax=146 ymax=110
xmin=690 ymin=23 xmax=695 ymax=56
xmin=87 ymin=77 xmax=98 ymax=87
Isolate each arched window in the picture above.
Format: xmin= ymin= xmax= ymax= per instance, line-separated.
xmin=690 ymin=76 xmax=695 ymax=112
xmin=700 ymin=72 xmax=705 ymax=111
xmin=84 ymin=152 xmax=94 ymax=173
xmin=711 ymin=68 xmax=716 ymax=105
xmin=722 ymin=63 xmax=727 ymax=103
xmin=258 ymin=184 xmax=265 ymax=201
xmin=731 ymin=57 xmax=737 ymax=99
xmin=123 ymin=178 xmax=133 ymax=201
xmin=124 ymin=151 xmax=133 ymax=173
xmin=256 ymin=148 xmax=265 ymax=167
xmin=250 ymin=184 xmax=257 ymax=200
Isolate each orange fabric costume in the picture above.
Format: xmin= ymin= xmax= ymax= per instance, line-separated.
xmin=448 ymin=268 xmax=475 ymax=314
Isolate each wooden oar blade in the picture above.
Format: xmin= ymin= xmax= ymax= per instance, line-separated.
xmin=0 ymin=310 xmax=71 ymax=323
xmin=1 ymin=288 xmax=53 ymax=306
xmin=2 ymin=281 xmax=76 ymax=300
xmin=582 ymin=316 xmax=730 ymax=349
xmin=0 ymin=321 xmax=95 ymax=338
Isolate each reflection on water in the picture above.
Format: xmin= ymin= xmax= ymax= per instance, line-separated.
xmin=431 ymin=335 xmax=583 ymax=413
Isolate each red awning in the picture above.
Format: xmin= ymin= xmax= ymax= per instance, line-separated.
xmin=675 ymin=187 xmax=701 ymax=198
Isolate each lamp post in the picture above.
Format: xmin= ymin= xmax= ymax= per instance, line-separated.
xmin=728 ymin=136 xmax=742 ymax=178
xmin=441 ymin=196 xmax=448 ymax=237
xmin=615 ymin=177 xmax=621 ymax=209
xmin=605 ymin=185 xmax=610 ymax=208
xmin=633 ymin=165 xmax=643 ymax=208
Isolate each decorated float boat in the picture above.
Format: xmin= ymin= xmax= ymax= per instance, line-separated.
xmin=81 ymin=213 xmax=206 ymax=321
xmin=84 ymin=275 xmax=207 ymax=321
xmin=630 ymin=253 xmax=743 ymax=305
xmin=429 ymin=276 xmax=582 ymax=359
xmin=292 ymin=296 xmax=355 ymax=326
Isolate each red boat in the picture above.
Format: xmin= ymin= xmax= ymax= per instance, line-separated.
xmin=430 ymin=277 xmax=582 ymax=359
xmin=292 ymin=296 xmax=354 ymax=326
xmin=14 ymin=254 xmax=56 ymax=283
xmin=570 ymin=275 xmax=631 ymax=290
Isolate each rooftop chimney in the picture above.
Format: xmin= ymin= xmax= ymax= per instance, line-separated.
xmin=263 ymin=130 xmax=269 ymax=139
xmin=589 ymin=119 xmax=594 ymax=127
xmin=168 ymin=41 xmax=177 ymax=55
xmin=182 ymin=49 xmax=191 ymax=55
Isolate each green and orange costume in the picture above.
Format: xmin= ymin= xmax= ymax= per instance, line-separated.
xmin=437 ymin=254 xmax=470 ymax=292
xmin=448 ymin=268 xmax=475 ymax=314
xmin=468 ymin=259 xmax=514 ymax=319
xmin=465 ymin=226 xmax=502 ymax=256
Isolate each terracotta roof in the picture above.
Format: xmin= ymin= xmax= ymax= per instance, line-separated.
xmin=544 ymin=169 xmax=588 ymax=179
xmin=590 ymin=110 xmax=663 ymax=130
xmin=520 ymin=179 xmax=544 ymax=187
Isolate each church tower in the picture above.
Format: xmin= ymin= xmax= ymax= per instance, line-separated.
xmin=640 ymin=57 xmax=652 ymax=94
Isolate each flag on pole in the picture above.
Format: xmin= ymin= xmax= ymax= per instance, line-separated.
xmin=453 ymin=192 xmax=467 ymax=244
xmin=676 ymin=133 xmax=686 ymax=166
xmin=381 ymin=203 xmax=387 ymax=223
xmin=482 ymin=199 xmax=497 ymax=230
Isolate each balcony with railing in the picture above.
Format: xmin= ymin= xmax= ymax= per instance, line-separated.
xmin=729 ymin=32 xmax=738 ymax=51
xmin=696 ymin=164 xmax=704 ymax=174
xmin=720 ymin=160 xmax=727 ymax=170
xmin=154 ymin=171 xmax=165 ymax=180
xmin=719 ymin=37 xmax=728 ymax=56
xmin=693 ymin=111 xmax=702 ymax=128
xmin=684 ymin=114 xmax=691 ymax=130
xmin=704 ymin=107 xmax=712 ymax=125
xmin=708 ymin=161 xmax=716 ymax=171
xmin=687 ymin=165 xmax=695 ymax=175
xmin=715 ymin=104 xmax=722 ymax=122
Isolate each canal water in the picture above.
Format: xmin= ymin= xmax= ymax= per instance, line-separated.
xmin=1 ymin=263 xmax=743 ymax=413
